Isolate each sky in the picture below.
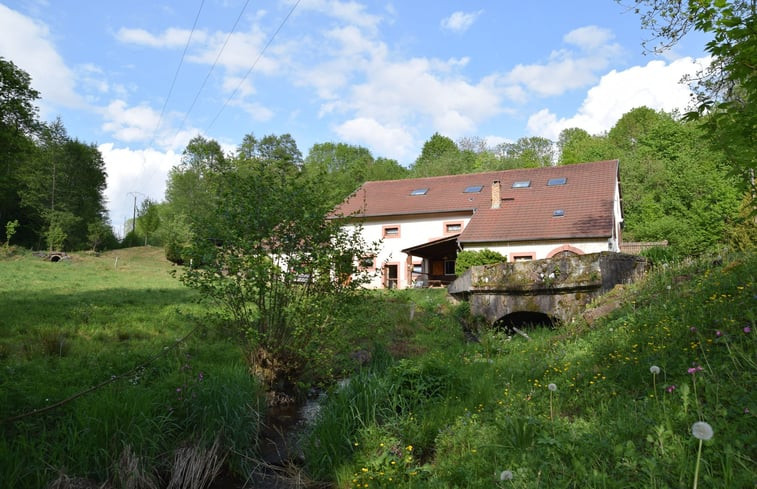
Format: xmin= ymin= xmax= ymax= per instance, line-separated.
xmin=0 ymin=0 xmax=711 ymax=235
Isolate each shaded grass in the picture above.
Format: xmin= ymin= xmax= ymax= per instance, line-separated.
xmin=0 ymin=247 xmax=261 ymax=488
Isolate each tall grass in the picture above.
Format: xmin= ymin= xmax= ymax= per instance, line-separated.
xmin=304 ymin=253 xmax=757 ymax=488
xmin=0 ymin=247 xmax=262 ymax=488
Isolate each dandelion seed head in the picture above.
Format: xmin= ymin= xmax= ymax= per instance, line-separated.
xmin=650 ymin=365 xmax=660 ymax=375
xmin=548 ymin=383 xmax=557 ymax=392
xmin=692 ymin=421 xmax=713 ymax=441
xmin=500 ymin=470 xmax=513 ymax=481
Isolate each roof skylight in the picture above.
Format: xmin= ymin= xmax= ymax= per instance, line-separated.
xmin=553 ymin=209 xmax=565 ymax=217
xmin=463 ymin=185 xmax=483 ymax=193
xmin=512 ymin=180 xmax=531 ymax=188
xmin=410 ymin=188 xmax=429 ymax=196
xmin=547 ymin=177 xmax=567 ymax=186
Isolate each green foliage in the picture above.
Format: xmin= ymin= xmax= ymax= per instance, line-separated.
xmin=306 ymin=253 xmax=757 ymax=488
xmin=136 ymin=198 xmax=161 ymax=246
xmin=4 ymin=219 xmax=19 ymax=249
xmin=626 ymin=0 xmax=757 ymax=199
xmin=302 ymin=142 xmax=408 ymax=208
xmin=178 ymin=134 xmax=378 ymax=385
xmin=455 ymin=249 xmax=507 ymax=275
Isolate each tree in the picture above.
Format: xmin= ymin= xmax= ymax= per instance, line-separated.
xmin=610 ymin=108 xmax=742 ymax=255
xmin=496 ymin=136 xmax=555 ymax=167
xmin=410 ymin=133 xmax=468 ymax=177
xmin=136 ymin=198 xmax=161 ymax=245
xmin=557 ymin=128 xmax=615 ymax=164
xmin=0 ymin=58 xmax=40 ymax=244
xmin=16 ymin=119 xmax=108 ymax=250
xmin=178 ymin=134 xmax=377 ymax=386
xmin=625 ymin=0 xmax=756 ymax=200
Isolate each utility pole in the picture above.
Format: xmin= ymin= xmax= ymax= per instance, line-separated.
xmin=127 ymin=192 xmax=145 ymax=235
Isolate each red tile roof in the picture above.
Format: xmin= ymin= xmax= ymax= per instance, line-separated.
xmin=333 ymin=160 xmax=620 ymax=242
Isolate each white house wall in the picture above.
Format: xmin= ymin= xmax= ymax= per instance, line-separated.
xmin=348 ymin=213 xmax=472 ymax=289
xmin=463 ymin=238 xmax=611 ymax=261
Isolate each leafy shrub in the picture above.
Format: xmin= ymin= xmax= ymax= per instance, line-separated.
xmin=454 ymin=249 xmax=506 ymax=275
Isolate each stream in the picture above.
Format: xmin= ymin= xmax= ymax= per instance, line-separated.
xmin=210 ymin=392 xmax=326 ymax=489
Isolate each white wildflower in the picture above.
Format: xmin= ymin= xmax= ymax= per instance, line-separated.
xmin=692 ymin=421 xmax=713 ymax=441
xmin=650 ymin=365 xmax=660 ymax=375
xmin=548 ymin=383 xmax=557 ymax=392
xmin=500 ymin=470 xmax=513 ymax=481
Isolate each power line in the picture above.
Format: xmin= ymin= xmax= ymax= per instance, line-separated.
xmin=151 ymin=0 xmax=206 ymax=147
xmin=175 ymin=0 xmax=252 ymax=134
xmin=205 ymin=0 xmax=301 ymax=133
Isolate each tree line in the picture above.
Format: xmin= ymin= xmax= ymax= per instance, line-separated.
xmin=1 ymin=58 xmax=115 ymax=251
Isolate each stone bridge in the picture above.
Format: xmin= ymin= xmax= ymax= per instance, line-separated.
xmin=448 ymin=252 xmax=648 ymax=326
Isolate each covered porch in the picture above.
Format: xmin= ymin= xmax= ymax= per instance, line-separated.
xmin=402 ymin=234 xmax=460 ymax=287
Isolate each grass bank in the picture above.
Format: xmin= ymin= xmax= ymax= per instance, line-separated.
xmin=303 ymin=253 xmax=757 ymax=488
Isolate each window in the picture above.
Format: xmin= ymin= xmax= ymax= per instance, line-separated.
xmin=547 ymin=177 xmax=567 ymax=186
xmin=359 ymin=256 xmax=375 ymax=269
xmin=463 ymin=185 xmax=483 ymax=193
xmin=412 ymin=263 xmax=422 ymax=274
xmin=444 ymin=260 xmax=456 ymax=275
xmin=512 ymin=254 xmax=534 ymax=262
xmin=444 ymin=221 xmax=463 ymax=234
xmin=553 ymin=209 xmax=565 ymax=217
xmin=410 ymin=188 xmax=428 ymax=196
xmin=512 ymin=180 xmax=531 ymax=188
xmin=382 ymin=225 xmax=400 ymax=238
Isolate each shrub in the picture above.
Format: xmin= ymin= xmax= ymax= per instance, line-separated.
xmin=454 ymin=249 xmax=506 ymax=275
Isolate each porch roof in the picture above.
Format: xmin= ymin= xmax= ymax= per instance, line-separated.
xmin=402 ymin=234 xmax=460 ymax=260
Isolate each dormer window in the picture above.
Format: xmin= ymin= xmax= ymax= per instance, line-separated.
xmin=410 ymin=188 xmax=428 ymax=196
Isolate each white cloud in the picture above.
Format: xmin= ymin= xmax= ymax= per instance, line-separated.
xmin=441 ymin=10 xmax=482 ymax=33
xmin=500 ymin=25 xmax=623 ymax=99
xmin=0 ymin=4 xmax=84 ymax=113
xmin=526 ymin=57 xmax=709 ymax=140
xmin=98 ymin=143 xmax=180 ymax=234
xmin=295 ymin=0 xmax=383 ymax=32
xmin=100 ymin=99 xmax=201 ymax=151
xmin=563 ymin=25 xmax=614 ymax=51
xmin=115 ymin=27 xmax=204 ymax=48
xmin=334 ymin=117 xmax=415 ymax=162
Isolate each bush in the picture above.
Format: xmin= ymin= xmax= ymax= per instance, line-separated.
xmin=454 ymin=249 xmax=506 ymax=275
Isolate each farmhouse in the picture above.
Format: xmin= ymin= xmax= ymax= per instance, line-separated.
xmin=332 ymin=159 xmax=623 ymax=289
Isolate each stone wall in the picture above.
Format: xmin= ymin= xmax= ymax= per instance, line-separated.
xmin=448 ymin=252 xmax=647 ymax=324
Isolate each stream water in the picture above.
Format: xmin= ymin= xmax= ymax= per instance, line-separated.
xmin=210 ymin=392 xmax=325 ymax=489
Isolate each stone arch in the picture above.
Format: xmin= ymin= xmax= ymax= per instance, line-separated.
xmin=546 ymin=244 xmax=584 ymax=258
xmin=493 ymin=311 xmax=558 ymax=333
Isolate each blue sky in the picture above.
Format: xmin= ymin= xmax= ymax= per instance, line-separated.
xmin=0 ymin=1 xmax=710 ymax=233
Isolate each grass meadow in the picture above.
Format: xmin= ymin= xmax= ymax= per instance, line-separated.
xmin=1 ymin=247 xmax=755 ymax=488
xmin=0 ymin=247 xmax=261 ymax=488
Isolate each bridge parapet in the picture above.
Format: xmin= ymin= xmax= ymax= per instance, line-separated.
xmin=449 ymin=252 xmax=647 ymax=324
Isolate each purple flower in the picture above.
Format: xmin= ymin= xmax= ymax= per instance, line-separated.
xmin=689 ymin=327 xmax=697 ymax=333
xmin=176 ymin=387 xmax=182 ymax=393
xmin=715 ymin=330 xmax=722 ymax=337
xmin=745 ymin=408 xmax=750 ymax=414
xmin=688 ymin=365 xmax=703 ymax=375
xmin=198 ymin=371 xmax=205 ymax=381
xmin=666 ymin=385 xmax=676 ymax=393
xmin=744 ymin=326 xmax=751 ymax=334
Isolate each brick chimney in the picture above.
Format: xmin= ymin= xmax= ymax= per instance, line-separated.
xmin=491 ymin=180 xmax=501 ymax=209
